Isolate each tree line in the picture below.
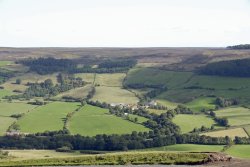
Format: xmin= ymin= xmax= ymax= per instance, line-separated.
xmin=227 ymin=44 xmax=250 ymax=49
xmin=197 ymin=58 xmax=250 ymax=77
xmin=20 ymin=58 xmax=137 ymax=75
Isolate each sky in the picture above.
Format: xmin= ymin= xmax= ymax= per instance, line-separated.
xmin=0 ymin=0 xmax=250 ymax=47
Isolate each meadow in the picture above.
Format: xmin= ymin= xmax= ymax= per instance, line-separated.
xmin=172 ymin=114 xmax=216 ymax=133
xmin=92 ymin=86 xmax=139 ymax=104
xmin=215 ymin=107 xmax=250 ymax=126
xmin=0 ymin=102 xmax=35 ymax=116
xmin=69 ymin=105 xmax=149 ymax=136
xmin=55 ymin=85 xmax=92 ymax=99
xmin=202 ymin=128 xmax=249 ymax=138
xmin=0 ymin=61 xmax=12 ymax=67
xmin=185 ymin=97 xmax=216 ymax=113
xmin=0 ymin=117 xmax=15 ymax=135
xmin=17 ymin=102 xmax=80 ymax=133
xmin=0 ymin=89 xmax=13 ymax=99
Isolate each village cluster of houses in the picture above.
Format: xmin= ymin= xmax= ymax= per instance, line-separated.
xmin=110 ymin=100 xmax=157 ymax=110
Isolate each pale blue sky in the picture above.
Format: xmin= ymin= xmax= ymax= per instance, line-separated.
xmin=0 ymin=0 xmax=249 ymax=47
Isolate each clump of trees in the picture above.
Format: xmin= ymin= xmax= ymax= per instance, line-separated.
xmin=5 ymin=73 xmax=85 ymax=99
xmin=215 ymin=97 xmax=239 ymax=108
xmin=197 ymin=58 xmax=250 ymax=77
xmin=20 ymin=58 xmax=137 ymax=75
xmin=20 ymin=58 xmax=76 ymax=75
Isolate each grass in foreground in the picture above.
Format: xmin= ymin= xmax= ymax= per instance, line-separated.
xmin=226 ymin=145 xmax=250 ymax=159
xmin=0 ymin=152 xmax=208 ymax=166
xmin=69 ymin=105 xmax=149 ymax=136
xmin=92 ymin=86 xmax=139 ymax=104
xmin=172 ymin=114 xmax=216 ymax=133
xmin=0 ymin=89 xmax=13 ymax=99
xmin=143 ymin=144 xmax=224 ymax=152
xmin=17 ymin=102 xmax=80 ymax=133
xmin=202 ymin=128 xmax=249 ymax=138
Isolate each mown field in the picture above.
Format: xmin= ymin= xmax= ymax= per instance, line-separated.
xmin=185 ymin=97 xmax=216 ymax=113
xmin=0 ymin=117 xmax=15 ymax=135
xmin=0 ymin=89 xmax=13 ymax=99
xmin=69 ymin=105 xmax=149 ymax=136
xmin=202 ymin=128 xmax=249 ymax=138
xmin=173 ymin=114 xmax=217 ymax=134
xmin=92 ymin=86 xmax=139 ymax=104
xmin=54 ymin=85 xmax=92 ymax=100
xmin=0 ymin=102 xmax=35 ymax=116
xmin=215 ymin=107 xmax=250 ymax=126
xmin=17 ymin=102 xmax=80 ymax=133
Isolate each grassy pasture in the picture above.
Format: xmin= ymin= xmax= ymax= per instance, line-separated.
xmin=172 ymin=114 xmax=216 ymax=134
xmin=69 ymin=105 xmax=149 ymax=136
xmin=0 ymin=102 xmax=35 ymax=116
xmin=155 ymin=99 xmax=178 ymax=109
xmin=215 ymin=107 xmax=250 ymax=126
xmin=95 ymin=73 xmax=126 ymax=87
xmin=143 ymin=144 xmax=224 ymax=152
xmin=0 ymin=61 xmax=12 ymax=67
xmin=0 ymin=89 xmax=13 ymax=99
xmin=55 ymin=85 xmax=92 ymax=99
xmin=244 ymin=125 xmax=250 ymax=136
xmin=75 ymin=73 xmax=95 ymax=84
xmin=202 ymin=128 xmax=248 ymax=138
xmin=125 ymin=68 xmax=193 ymax=89
xmin=17 ymin=102 xmax=80 ymax=133
xmin=185 ymin=97 xmax=216 ymax=113
xmin=226 ymin=145 xmax=250 ymax=158
xmin=0 ymin=116 xmax=15 ymax=135
xmin=148 ymin=109 xmax=167 ymax=115
xmin=92 ymin=86 xmax=139 ymax=104
xmin=5 ymin=150 xmax=81 ymax=160
xmin=128 ymin=114 xmax=148 ymax=124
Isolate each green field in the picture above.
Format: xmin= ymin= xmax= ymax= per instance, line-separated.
xmin=0 ymin=89 xmax=13 ymax=99
xmin=244 ymin=125 xmax=250 ymax=136
xmin=75 ymin=73 xmax=95 ymax=84
xmin=0 ymin=117 xmax=15 ymax=135
xmin=55 ymin=85 xmax=92 ymax=99
xmin=94 ymin=73 xmax=126 ymax=87
xmin=173 ymin=114 xmax=216 ymax=133
xmin=0 ymin=61 xmax=12 ymax=67
xmin=202 ymin=128 xmax=249 ymax=138
xmin=144 ymin=144 xmax=224 ymax=152
xmin=148 ymin=109 xmax=167 ymax=115
xmin=17 ymin=102 xmax=80 ymax=133
xmin=185 ymin=97 xmax=216 ymax=113
xmin=0 ymin=102 xmax=35 ymax=116
xmin=155 ymin=99 xmax=178 ymax=109
xmin=125 ymin=68 xmax=193 ymax=89
xmin=226 ymin=145 xmax=250 ymax=158
xmin=125 ymin=68 xmax=250 ymax=104
xmin=92 ymin=86 xmax=139 ymax=104
xmin=69 ymin=105 xmax=149 ymax=136
xmin=215 ymin=107 xmax=250 ymax=126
